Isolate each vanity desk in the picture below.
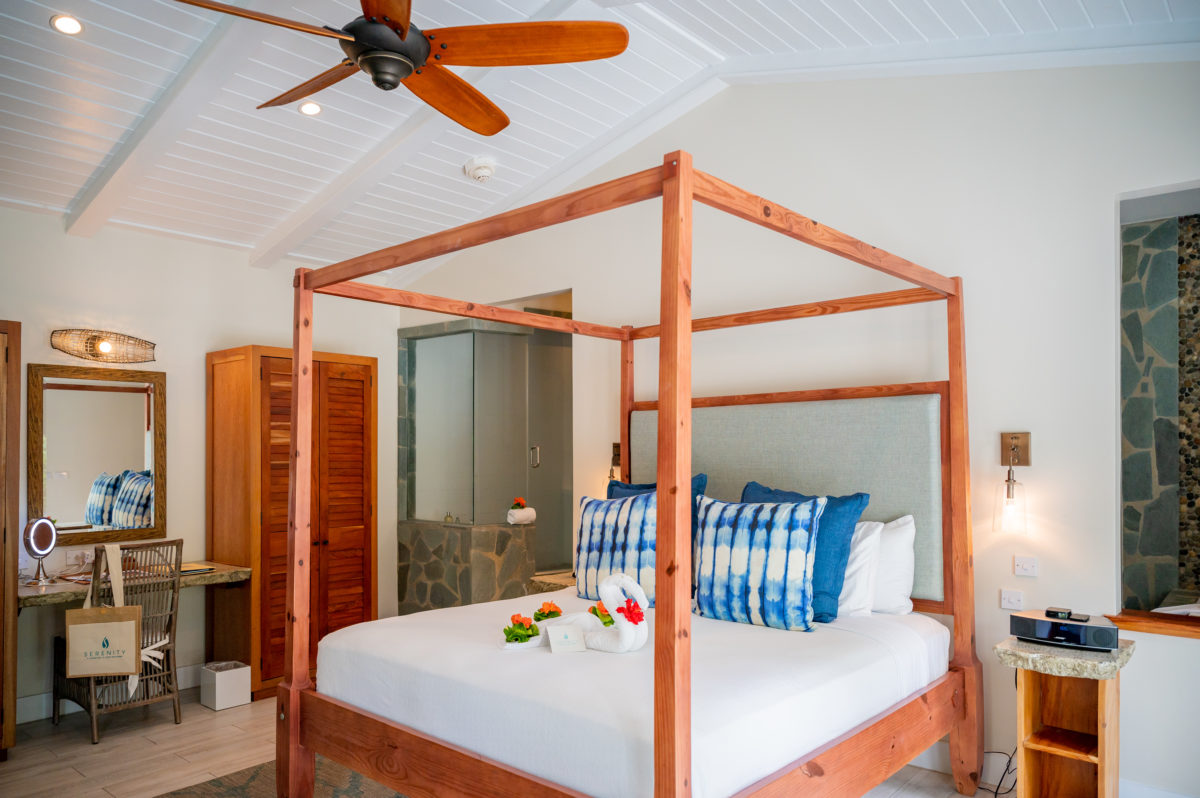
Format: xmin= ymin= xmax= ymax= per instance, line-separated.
xmin=17 ymin=561 xmax=251 ymax=609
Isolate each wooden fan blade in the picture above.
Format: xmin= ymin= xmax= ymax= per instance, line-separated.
xmin=173 ymin=0 xmax=353 ymax=41
xmin=360 ymin=0 xmax=411 ymax=39
xmin=425 ymin=21 xmax=629 ymax=66
xmin=258 ymin=61 xmax=359 ymax=109
xmin=402 ymin=64 xmax=509 ymax=136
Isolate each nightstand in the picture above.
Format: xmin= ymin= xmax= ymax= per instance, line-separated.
xmin=994 ymin=637 xmax=1135 ymax=798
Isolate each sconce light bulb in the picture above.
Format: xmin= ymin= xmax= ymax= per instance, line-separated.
xmin=97 ymin=340 xmax=113 ymax=354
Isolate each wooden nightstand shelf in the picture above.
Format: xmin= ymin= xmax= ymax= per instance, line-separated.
xmin=995 ymin=637 xmax=1134 ymax=798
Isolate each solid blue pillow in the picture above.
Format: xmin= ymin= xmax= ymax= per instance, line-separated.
xmin=741 ymin=481 xmax=869 ymax=623
xmin=607 ymin=473 xmax=708 ymax=501
xmin=608 ymin=473 xmax=708 ymax=540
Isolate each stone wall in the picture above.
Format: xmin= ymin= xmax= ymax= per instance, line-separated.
xmin=1120 ymin=217 xmax=1180 ymax=609
xmin=397 ymin=520 xmax=536 ymax=614
xmin=1179 ymin=214 xmax=1199 ymax=591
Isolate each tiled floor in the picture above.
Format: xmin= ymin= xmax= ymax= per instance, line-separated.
xmin=0 ymin=688 xmax=273 ymax=798
xmin=865 ymin=766 xmax=991 ymax=798
xmin=0 ymin=689 xmax=983 ymax=797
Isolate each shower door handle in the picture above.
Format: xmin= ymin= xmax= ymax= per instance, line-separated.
xmin=529 ymin=445 xmax=541 ymax=469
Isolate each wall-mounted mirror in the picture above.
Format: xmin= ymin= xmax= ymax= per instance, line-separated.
xmin=27 ymin=364 xmax=166 ymax=545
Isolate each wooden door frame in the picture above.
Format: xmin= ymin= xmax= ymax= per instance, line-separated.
xmin=0 ymin=320 xmax=21 ymax=759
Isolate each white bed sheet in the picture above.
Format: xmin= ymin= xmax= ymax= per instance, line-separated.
xmin=317 ymin=589 xmax=949 ymax=798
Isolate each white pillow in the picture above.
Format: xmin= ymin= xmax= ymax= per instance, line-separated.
xmin=872 ymin=515 xmax=917 ymax=614
xmin=838 ymin=521 xmax=883 ymax=617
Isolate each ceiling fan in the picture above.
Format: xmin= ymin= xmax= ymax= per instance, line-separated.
xmin=175 ymin=0 xmax=629 ymax=136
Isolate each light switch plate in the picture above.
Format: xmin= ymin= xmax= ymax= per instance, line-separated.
xmin=1000 ymin=589 xmax=1024 ymax=610
xmin=1014 ymin=556 xmax=1038 ymax=577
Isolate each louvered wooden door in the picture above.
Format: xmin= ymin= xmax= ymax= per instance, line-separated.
xmin=208 ymin=345 xmax=376 ymax=698
xmin=316 ymin=361 xmax=373 ymax=637
xmin=258 ymin=357 xmax=373 ymax=680
xmin=259 ymin=357 xmax=315 ymax=680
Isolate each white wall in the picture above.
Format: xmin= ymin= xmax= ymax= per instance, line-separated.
xmin=0 ymin=207 xmax=399 ymax=718
xmin=401 ymin=63 xmax=1200 ymax=795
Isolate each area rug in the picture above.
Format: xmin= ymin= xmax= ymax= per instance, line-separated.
xmin=157 ymin=756 xmax=404 ymax=797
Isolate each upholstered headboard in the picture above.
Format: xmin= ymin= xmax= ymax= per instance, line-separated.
xmin=630 ymin=390 xmax=947 ymax=603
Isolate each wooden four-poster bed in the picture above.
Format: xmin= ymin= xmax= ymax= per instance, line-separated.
xmin=278 ymin=150 xmax=984 ymax=797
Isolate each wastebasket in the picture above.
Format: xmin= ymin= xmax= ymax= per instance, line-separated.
xmin=200 ymin=661 xmax=251 ymax=710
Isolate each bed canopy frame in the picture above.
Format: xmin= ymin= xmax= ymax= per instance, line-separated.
xmin=279 ymin=150 xmax=983 ymax=798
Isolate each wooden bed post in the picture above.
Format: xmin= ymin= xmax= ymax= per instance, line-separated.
xmin=946 ymin=277 xmax=984 ymax=795
xmin=620 ymin=328 xmax=634 ymax=482
xmin=278 ymin=268 xmax=316 ymax=798
xmin=655 ymin=150 xmax=694 ymax=798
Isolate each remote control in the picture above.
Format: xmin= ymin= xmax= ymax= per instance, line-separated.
xmin=1069 ymin=612 xmax=1090 ymax=623
xmin=1045 ymin=607 xmax=1071 ymax=620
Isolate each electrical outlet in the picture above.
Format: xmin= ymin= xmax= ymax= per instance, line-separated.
xmin=1014 ymin=556 xmax=1038 ymax=577
xmin=1000 ymin=589 xmax=1024 ymax=610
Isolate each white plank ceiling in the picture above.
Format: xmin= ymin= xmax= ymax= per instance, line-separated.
xmin=1 ymin=0 xmax=1198 ymax=277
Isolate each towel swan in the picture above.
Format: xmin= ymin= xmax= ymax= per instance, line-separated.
xmin=509 ymin=573 xmax=648 ymax=653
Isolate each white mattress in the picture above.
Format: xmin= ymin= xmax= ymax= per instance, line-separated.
xmin=317 ymin=589 xmax=949 ymax=798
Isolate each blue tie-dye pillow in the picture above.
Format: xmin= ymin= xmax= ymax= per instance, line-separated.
xmin=84 ymin=472 xmax=123 ymax=526
xmin=575 ymin=492 xmax=657 ymax=606
xmin=693 ymin=495 xmax=827 ymax=632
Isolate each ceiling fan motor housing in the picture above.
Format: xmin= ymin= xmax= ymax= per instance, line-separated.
xmin=340 ymin=17 xmax=431 ymax=90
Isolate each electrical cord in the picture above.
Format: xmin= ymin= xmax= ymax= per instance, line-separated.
xmin=984 ymin=748 xmax=1017 ymax=796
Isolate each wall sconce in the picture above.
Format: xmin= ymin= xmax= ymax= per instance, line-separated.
xmin=994 ymin=432 xmax=1030 ymax=535
xmin=51 ymin=329 xmax=156 ymax=363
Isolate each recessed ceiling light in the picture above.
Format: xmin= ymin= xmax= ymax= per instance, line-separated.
xmin=50 ymin=15 xmax=83 ymax=35
xmin=299 ymin=101 xmax=322 ymax=116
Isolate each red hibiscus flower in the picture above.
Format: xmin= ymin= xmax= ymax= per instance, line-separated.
xmin=615 ymin=597 xmax=644 ymax=625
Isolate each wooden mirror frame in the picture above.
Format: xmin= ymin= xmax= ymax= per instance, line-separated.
xmin=27 ymin=364 xmax=166 ymax=545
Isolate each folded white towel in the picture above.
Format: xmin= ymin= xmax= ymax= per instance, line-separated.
xmin=507 ymin=507 xmax=536 ymax=525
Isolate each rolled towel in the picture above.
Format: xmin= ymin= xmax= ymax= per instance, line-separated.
xmin=507 ymin=506 xmax=536 ymax=525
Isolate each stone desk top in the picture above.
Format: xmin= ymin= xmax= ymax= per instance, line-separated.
xmin=994 ymin=636 xmax=1135 ymax=680
xmin=18 ymin=561 xmax=251 ymax=608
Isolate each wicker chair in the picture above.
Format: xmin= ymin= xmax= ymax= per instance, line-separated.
xmin=52 ymin=539 xmax=184 ymax=743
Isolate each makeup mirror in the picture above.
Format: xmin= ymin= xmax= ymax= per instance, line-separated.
xmin=23 ymin=517 xmax=57 ymax=585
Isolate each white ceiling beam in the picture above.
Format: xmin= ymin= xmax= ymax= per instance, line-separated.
xmin=64 ymin=15 xmax=266 ymax=237
xmin=247 ymin=0 xmax=578 ymax=269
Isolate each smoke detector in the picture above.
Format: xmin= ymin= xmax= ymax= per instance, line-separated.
xmin=463 ymin=155 xmax=497 ymax=183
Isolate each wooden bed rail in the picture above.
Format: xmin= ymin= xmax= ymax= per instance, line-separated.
xmin=735 ymin=669 xmax=965 ymax=797
xmin=305 ymin=165 xmax=666 ymax=290
xmin=691 ymin=170 xmax=957 ymax=297
xmin=629 ymin=381 xmax=949 ymax=413
xmin=299 ymin=690 xmax=585 ymax=797
xmin=627 ymin=287 xmax=943 ymax=340
xmin=314 ymin=280 xmax=626 ymax=340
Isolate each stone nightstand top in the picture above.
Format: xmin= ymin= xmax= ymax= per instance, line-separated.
xmin=994 ymin=636 xmax=1135 ymax=680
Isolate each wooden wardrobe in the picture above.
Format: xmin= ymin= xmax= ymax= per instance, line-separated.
xmin=206 ymin=345 xmax=377 ymax=699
